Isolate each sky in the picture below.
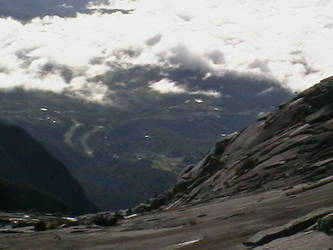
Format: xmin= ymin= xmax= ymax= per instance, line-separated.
xmin=1 ymin=0 xmax=333 ymax=102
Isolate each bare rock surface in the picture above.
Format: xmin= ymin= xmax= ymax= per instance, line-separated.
xmin=1 ymin=181 xmax=333 ymax=249
xmin=244 ymin=206 xmax=333 ymax=247
xmin=253 ymin=231 xmax=333 ymax=250
xmin=155 ymin=76 xmax=333 ymax=211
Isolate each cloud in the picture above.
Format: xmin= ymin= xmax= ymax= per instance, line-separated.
xmin=149 ymin=79 xmax=186 ymax=94
xmin=149 ymin=78 xmax=221 ymax=97
xmin=190 ymin=90 xmax=221 ymax=98
xmin=165 ymin=44 xmax=210 ymax=72
xmin=145 ymin=34 xmax=162 ymax=46
xmin=1 ymin=0 xmax=333 ymax=103
xmin=59 ymin=4 xmax=74 ymax=9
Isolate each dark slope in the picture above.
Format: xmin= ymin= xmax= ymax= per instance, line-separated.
xmin=0 ymin=177 xmax=74 ymax=213
xmin=0 ymin=122 xmax=96 ymax=214
xmin=133 ymin=76 xmax=333 ymax=212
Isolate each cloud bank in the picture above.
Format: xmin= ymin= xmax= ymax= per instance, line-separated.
xmin=1 ymin=0 xmax=333 ymax=102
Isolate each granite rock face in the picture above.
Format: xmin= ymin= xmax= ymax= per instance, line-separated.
xmin=156 ymin=76 xmax=333 ymax=209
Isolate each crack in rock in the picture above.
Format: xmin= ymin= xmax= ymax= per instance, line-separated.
xmin=243 ymin=207 xmax=333 ymax=247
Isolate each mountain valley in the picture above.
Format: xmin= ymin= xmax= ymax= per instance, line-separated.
xmin=0 ymin=68 xmax=292 ymax=210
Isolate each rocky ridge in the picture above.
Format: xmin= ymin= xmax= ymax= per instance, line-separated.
xmin=135 ymin=76 xmax=333 ymax=212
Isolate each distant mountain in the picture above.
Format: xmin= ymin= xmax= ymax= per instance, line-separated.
xmin=0 ymin=67 xmax=293 ymax=210
xmin=0 ymin=122 xmax=96 ymax=214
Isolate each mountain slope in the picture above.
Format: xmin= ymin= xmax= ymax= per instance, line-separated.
xmin=0 ymin=177 xmax=75 ymax=213
xmin=0 ymin=122 xmax=96 ymax=214
xmin=134 ymin=76 xmax=333 ymax=211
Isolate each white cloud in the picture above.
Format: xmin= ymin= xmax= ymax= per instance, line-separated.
xmin=149 ymin=78 xmax=221 ymax=97
xmin=190 ymin=90 xmax=221 ymax=98
xmin=1 ymin=0 xmax=333 ymax=102
xmin=149 ymin=79 xmax=186 ymax=94
xmin=59 ymin=4 xmax=74 ymax=9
